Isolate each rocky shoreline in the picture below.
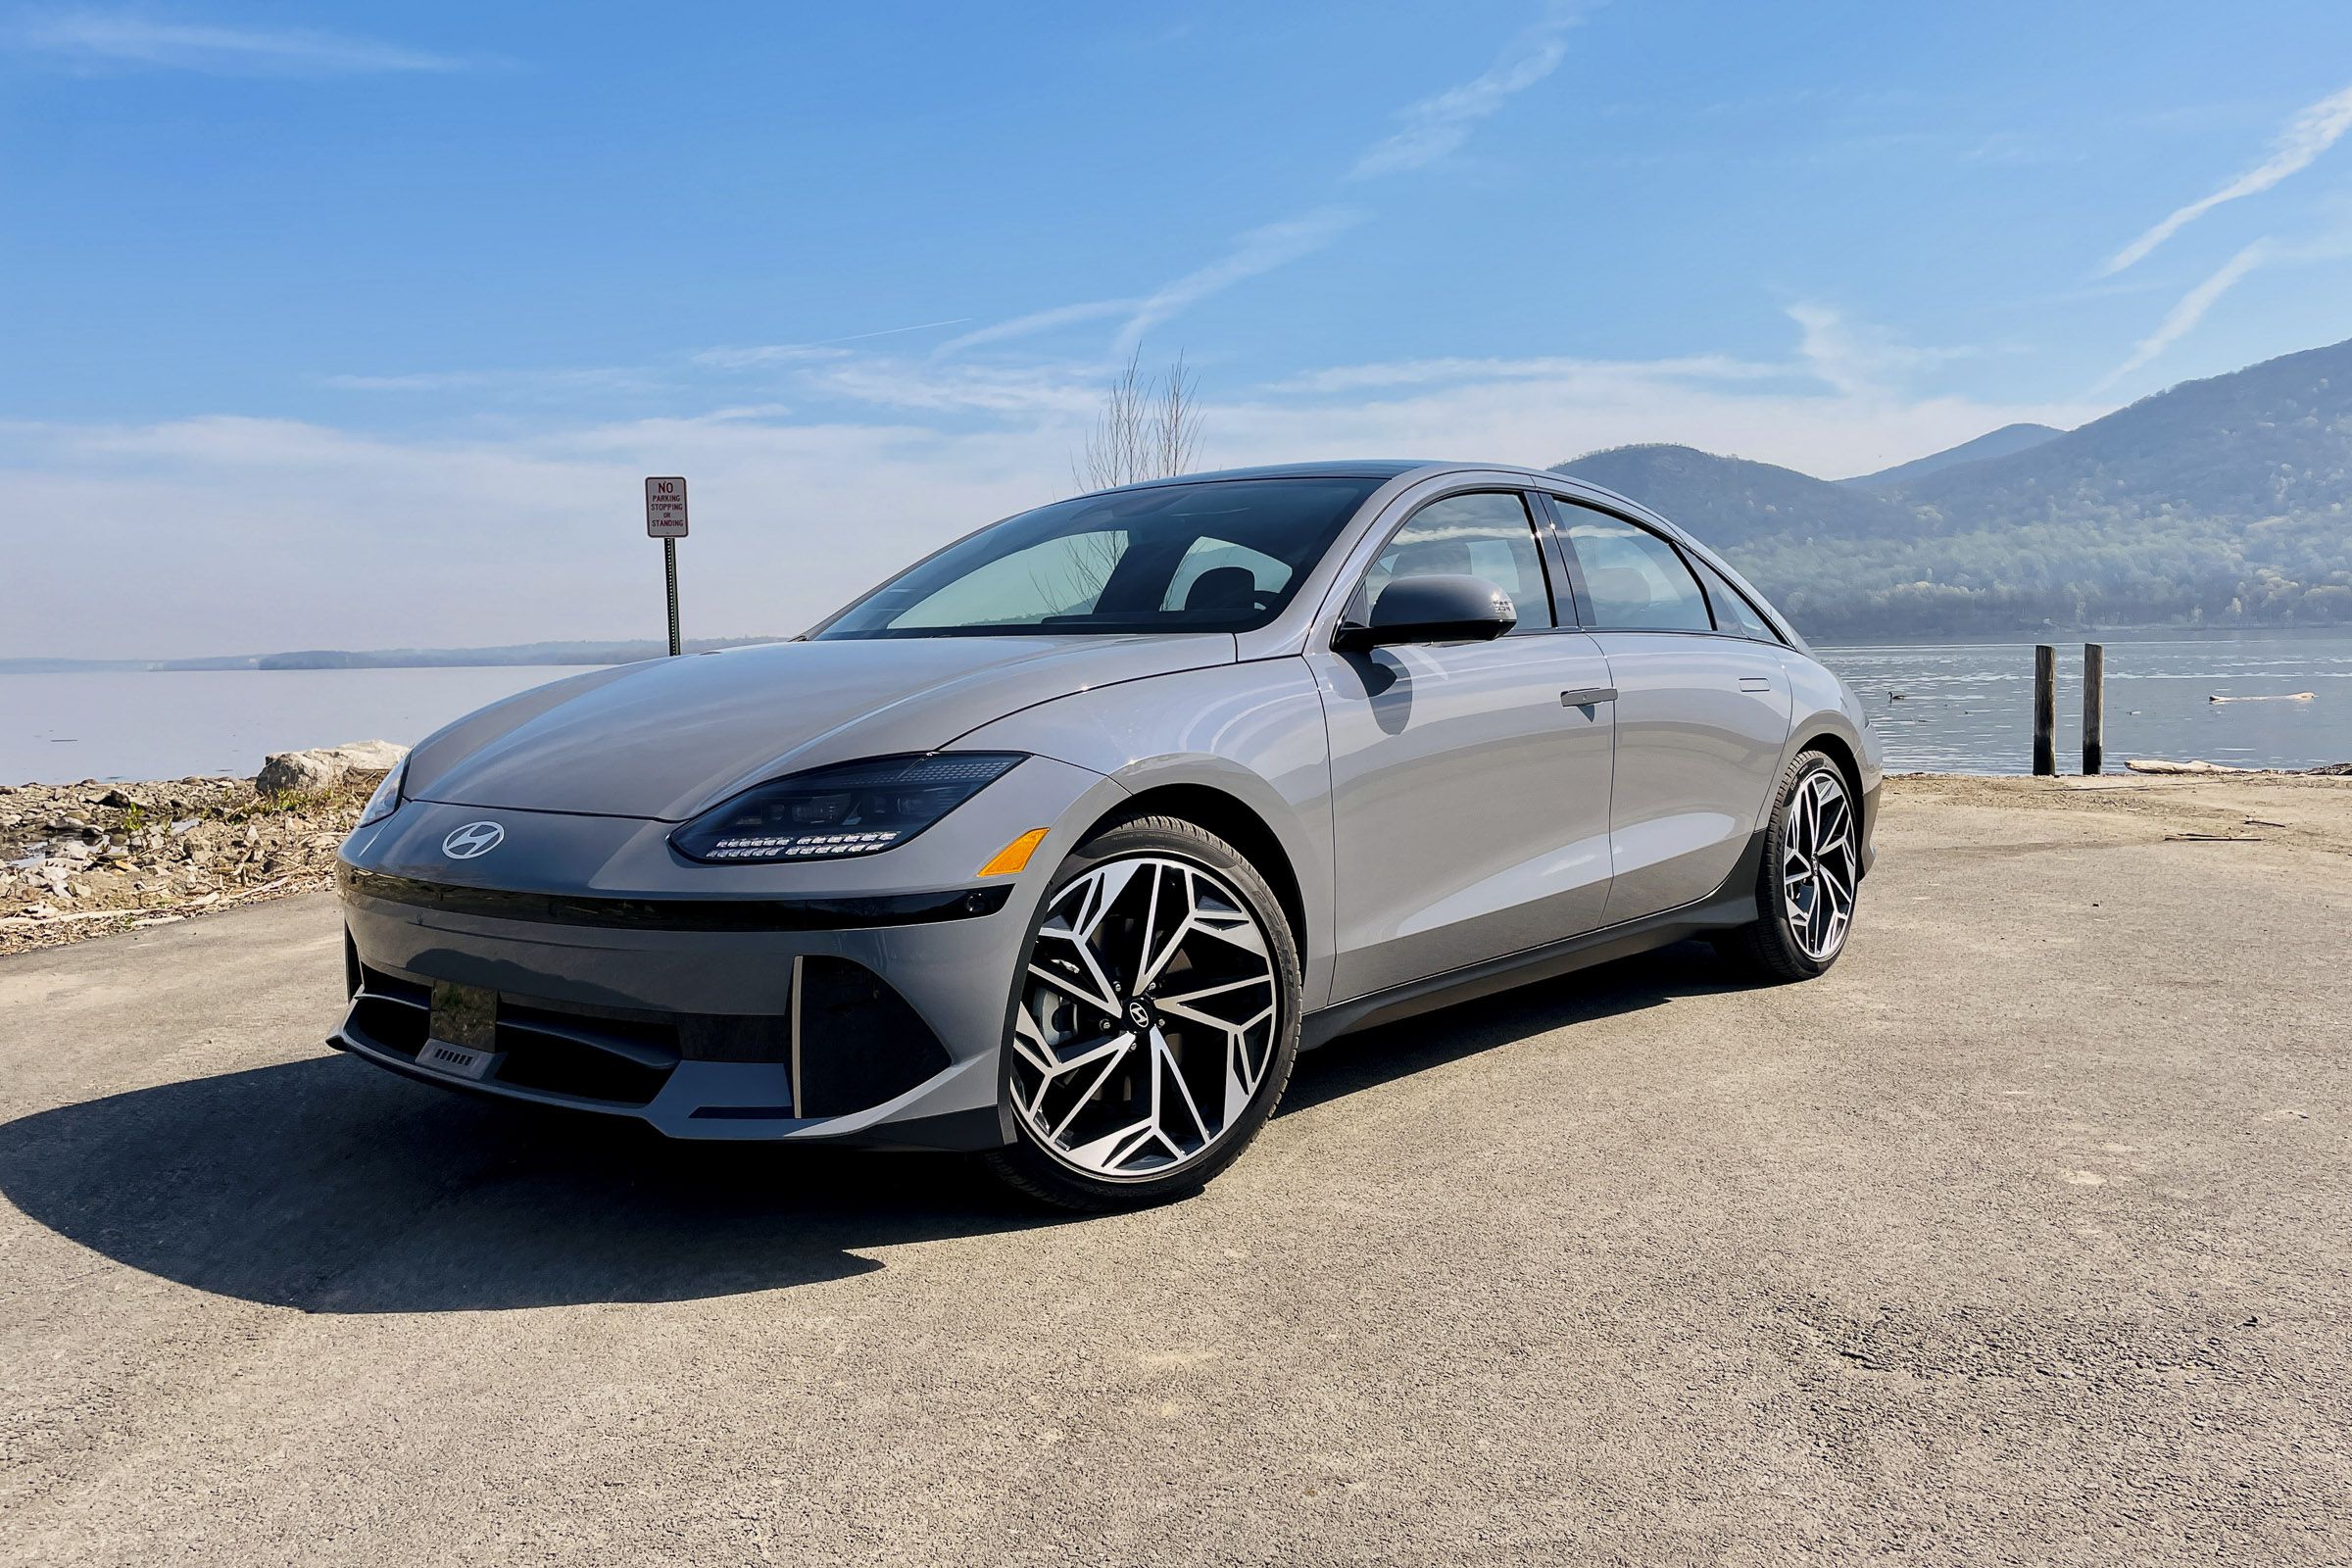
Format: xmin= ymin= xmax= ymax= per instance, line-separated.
xmin=0 ymin=743 xmax=405 ymax=956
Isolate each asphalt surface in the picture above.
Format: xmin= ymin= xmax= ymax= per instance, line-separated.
xmin=4 ymin=779 xmax=2349 ymax=1565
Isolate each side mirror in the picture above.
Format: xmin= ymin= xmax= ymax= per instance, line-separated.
xmin=1335 ymin=573 xmax=1518 ymax=651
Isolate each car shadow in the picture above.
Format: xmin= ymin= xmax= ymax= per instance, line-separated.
xmin=1283 ymin=940 xmax=1747 ymax=1114
xmin=0 ymin=943 xmax=1746 ymax=1315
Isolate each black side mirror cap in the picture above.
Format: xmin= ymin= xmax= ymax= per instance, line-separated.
xmin=1334 ymin=573 xmax=1518 ymax=651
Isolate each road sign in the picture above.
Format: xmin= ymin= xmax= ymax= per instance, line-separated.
xmin=645 ymin=476 xmax=689 ymax=538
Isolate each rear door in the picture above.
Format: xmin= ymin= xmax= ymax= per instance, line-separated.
xmin=1543 ymin=496 xmax=1792 ymax=922
xmin=1310 ymin=489 xmax=1617 ymax=1001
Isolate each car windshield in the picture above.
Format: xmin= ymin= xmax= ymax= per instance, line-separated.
xmin=812 ymin=476 xmax=1383 ymax=639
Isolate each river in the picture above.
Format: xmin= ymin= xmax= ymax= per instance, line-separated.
xmin=2 ymin=629 xmax=2346 ymax=783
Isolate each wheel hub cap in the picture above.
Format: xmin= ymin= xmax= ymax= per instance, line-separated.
xmin=1009 ymin=855 xmax=1280 ymax=1180
xmin=1783 ymin=770 xmax=1859 ymax=962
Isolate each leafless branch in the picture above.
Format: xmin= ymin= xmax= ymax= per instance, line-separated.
xmin=1075 ymin=347 xmax=1204 ymax=492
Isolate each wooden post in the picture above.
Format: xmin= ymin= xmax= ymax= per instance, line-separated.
xmin=2082 ymin=643 xmax=2105 ymax=775
xmin=2033 ymin=644 xmax=2057 ymax=776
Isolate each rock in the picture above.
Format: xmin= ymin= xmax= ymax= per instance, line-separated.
xmin=254 ymin=740 xmax=408 ymax=797
xmin=98 ymin=788 xmax=143 ymax=808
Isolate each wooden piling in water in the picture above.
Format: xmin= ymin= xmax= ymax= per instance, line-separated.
xmin=2082 ymin=643 xmax=2105 ymax=776
xmin=2034 ymin=645 xmax=2057 ymax=777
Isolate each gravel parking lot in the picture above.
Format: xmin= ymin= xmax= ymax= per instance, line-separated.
xmin=4 ymin=776 xmax=2349 ymax=1566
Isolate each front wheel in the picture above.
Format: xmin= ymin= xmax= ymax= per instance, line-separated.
xmin=1717 ymin=751 xmax=1862 ymax=981
xmin=983 ymin=813 xmax=1302 ymax=1211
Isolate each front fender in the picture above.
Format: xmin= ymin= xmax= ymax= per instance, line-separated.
xmin=952 ymin=659 xmax=1339 ymax=1007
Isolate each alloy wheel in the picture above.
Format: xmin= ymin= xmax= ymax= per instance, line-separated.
xmin=1783 ymin=768 xmax=1858 ymax=962
xmin=1009 ymin=855 xmax=1281 ymax=1180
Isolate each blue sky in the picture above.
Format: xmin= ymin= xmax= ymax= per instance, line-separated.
xmin=5 ymin=1 xmax=2351 ymax=658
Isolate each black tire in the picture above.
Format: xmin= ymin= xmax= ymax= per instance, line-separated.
xmin=1716 ymin=750 xmax=1861 ymax=982
xmin=982 ymin=812 xmax=1303 ymax=1211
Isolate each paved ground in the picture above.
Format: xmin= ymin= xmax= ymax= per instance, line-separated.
xmin=3 ymin=777 xmax=2349 ymax=1565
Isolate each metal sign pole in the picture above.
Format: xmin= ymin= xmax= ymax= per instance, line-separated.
xmin=664 ymin=537 xmax=681 ymax=657
xmin=644 ymin=476 xmax=689 ymax=657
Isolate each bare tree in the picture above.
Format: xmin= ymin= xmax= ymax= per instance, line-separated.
xmin=1076 ymin=348 xmax=1202 ymax=492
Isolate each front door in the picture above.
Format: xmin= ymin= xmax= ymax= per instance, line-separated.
xmin=1310 ymin=490 xmax=1618 ymax=1001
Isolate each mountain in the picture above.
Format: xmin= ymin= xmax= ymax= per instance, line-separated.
xmin=1838 ymin=422 xmax=2064 ymax=490
xmin=1553 ymin=337 xmax=2352 ymax=639
xmin=1555 ymin=445 xmax=1909 ymax=548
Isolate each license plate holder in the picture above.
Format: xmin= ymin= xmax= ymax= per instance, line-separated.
xmin=423 ymin=980 xmax=501 ymax=1081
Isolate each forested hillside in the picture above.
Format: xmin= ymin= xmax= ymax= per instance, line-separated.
xmin=1553 ymin=339 xmax=2352 ymax=640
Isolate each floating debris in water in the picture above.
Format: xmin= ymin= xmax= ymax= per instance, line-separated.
xmin=2210 ymin=692 xmax=2316 ymax=704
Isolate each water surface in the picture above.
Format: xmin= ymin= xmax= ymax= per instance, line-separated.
xmin=3 ymin=631 xmax=2346 ymax=784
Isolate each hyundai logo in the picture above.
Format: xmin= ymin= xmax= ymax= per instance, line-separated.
xmin=1126 ymin=999 xmax=1153 ymax=1030
xmin=442 ymin=820 xmax=507 ymax=859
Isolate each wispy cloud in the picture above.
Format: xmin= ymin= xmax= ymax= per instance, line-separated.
xmin=320 ymin=366 xmax=656 ymax=396
xmin=1787 ymin=304 xmax=1982 ymax=398
xmin=1111 ymin=208 xmax=1363 ymax=357
xmin=19 ymin=11 xmax=470 ymax=74
xmin=1349 ymin=1 xmax=1586 ymax=178
xmin=2093 ymin=240 xmax=2269 ymax=390
xmin=933 ymin=301 xmax=1137 ymax=358
xmin=693 ymin=318 xmax=972 ymax=368
xmin=938 ymin=3 xmax=1580 ymax=363
xmin=2101 ymin=82 xmax=2352 ymax=275
xmin=1264 ymin=353 xmax=1784 ymax=396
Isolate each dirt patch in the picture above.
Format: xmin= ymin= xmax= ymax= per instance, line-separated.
xmin=1887 ymin=771 xmax=2352 ymax=858
xmin=0 ymin=772 xmax=385 ymax=956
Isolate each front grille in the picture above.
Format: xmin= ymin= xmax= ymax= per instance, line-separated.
xmin=338 ymin=947 xmax=946 ymax=1120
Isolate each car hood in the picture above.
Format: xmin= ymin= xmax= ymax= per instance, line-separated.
xmin=405 ymin=634 xmax=1234 ymax=821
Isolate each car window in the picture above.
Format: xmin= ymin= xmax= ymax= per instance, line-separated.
xmin=815 ymin=476 xmax=1382 ymax=639
xmin=1691 ymin=558 xmax=1781 ymax=642
xmin=1160 ymin=538 xmax=1288 ymax=612
xmin=1558 ymin=508 xmax=1711 ymax=632
xmin=1361 ymin=491 xmax=1554 ymax=632
xmin=887 ymin=530 xmax=1128 ymax=628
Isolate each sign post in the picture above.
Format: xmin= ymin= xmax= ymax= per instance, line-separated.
xmin=645 ymin=477 xmax=688 ymax=656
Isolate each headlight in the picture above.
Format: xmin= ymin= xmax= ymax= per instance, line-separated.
xmin=356 ymin=758 xmax=407 ymax=827
xmin=670 ymin=753 xmax=1024 ymax=864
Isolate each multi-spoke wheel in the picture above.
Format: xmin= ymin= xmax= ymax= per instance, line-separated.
xmin=1718 ymin=751 xmax=1863 ymax=981
xmin=985 ymin=813 xmax=1302 ymax=1209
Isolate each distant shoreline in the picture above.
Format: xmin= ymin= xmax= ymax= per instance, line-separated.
xmin=6 ymin=621 xmax=2346 ymax=674
xmin=0 ymin=635 xmax=785 ymax=675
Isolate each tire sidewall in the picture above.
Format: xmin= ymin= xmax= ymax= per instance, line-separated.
xmin=990 ymin=814 xmax=1303 ymax=1207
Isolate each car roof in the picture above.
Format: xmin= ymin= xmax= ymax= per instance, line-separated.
xmin=1091 ymin=460 xmax=1665 ymax=529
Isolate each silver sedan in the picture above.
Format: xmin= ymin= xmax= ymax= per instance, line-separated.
xmin=334 ymin=461 xmax=1881 ymax=1208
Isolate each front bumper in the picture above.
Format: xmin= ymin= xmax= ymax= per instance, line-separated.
xmin=330 ymin=755 xmax=1119 ymax=1147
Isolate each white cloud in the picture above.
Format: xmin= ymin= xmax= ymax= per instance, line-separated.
xmin=1349 ymin=1 xmax=1586 ymax=178
xmin=1787 ymin=303 xmax=1984 ymax=398
xmin=2102 ymin=82 xmax=2352 ymax=274
xmin=696 ymin=318 xmax=974 ymax=366
xmin=20 ymin=12 xmax=469 ymax=74
xmin=2093 ymin=240 xmax=2269 ymax=391
xmin=938 ymin=3 xmax=1580 ymax=365
xmin=1111 ymin=208 xmax=1364 ymax=358
xmin=933 ymin=302 xmax=1137 ymax=358
xmin=688 ymin=345 xmax=852 ymax=370
xmin=1262 ymin=353 xmax=1786 ymax=395
xmin=0 ymin=328 xmax=2117 ymax=661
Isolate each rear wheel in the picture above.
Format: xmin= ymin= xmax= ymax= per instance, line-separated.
xmin=1718 ymin=751 xmax=1861 ymax=981
xmin=984 ymin=814 xmax=1301 ymax=1210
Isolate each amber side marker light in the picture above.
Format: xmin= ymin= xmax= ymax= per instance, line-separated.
xmin=978 ymin=828 xmax=1050 ymax=878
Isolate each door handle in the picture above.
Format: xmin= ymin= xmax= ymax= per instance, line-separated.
xmin=1560 ymin=686 xmax=1617 ymax=708
xmin=1738 ymin=676 xmax=1773 ymax=693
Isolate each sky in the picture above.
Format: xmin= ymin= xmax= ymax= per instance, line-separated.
xmin=5 ymin=0 xmax=2352 ymax=659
